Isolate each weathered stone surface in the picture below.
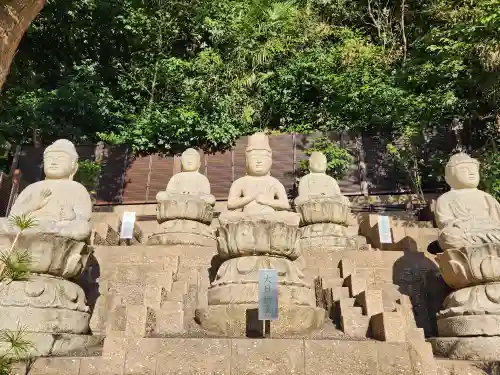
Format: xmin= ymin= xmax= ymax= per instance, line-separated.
xmin=149 ymin=148 xmax=215 ymax=246
xmin=435 ymin=153 xmax=500 ymax=251
xmin=217 ymin=221 xmax=301 ymax=260
xmin=155 ymin=338 xmax=231 ymax=374
xmin=0 ymin=332 xmax=102 ymax=358
xmin=231 ymin=339 xmax=304 ymax=375
xmin=147 ymin=219 xmax=215 ymax=247
xmin=155 ymin=198 xmax=214 ymax=225
xmin=294 ymin=152 xmax=357 ymax=250
xmin=195 ymin=304 xmax=325 ymax=336
xmin=0 ymin=275 xmax=89 ymax=333
xmin=156 ymin=148 xmax=216 ymax=207
xmin=437 ymin=315 xmax=500 ymax=337
xmin=0 ymin=233 xmax=91 ymax=278
xmin=0 ymin=139 xmax=93 ymax=242
xmin=437 ymin=243 xmax=500 ymax=290
xmin=294 ymin=151 xmax=347 ymax=208
xmin=304 ymin=340 xmax=378 ymax=375
xmin=430 ymin=336 xmax=500 ymax=361
xmin=296 ymin=197 xmax=352 ymax=226
xmin=219 ymin=133 xmax=299 ymax=226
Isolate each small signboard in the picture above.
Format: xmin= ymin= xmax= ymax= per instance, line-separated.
xmin=378 ymin=215 xmax=393 ymax=244
xmin=120 ymin=212 xmax=136 ymax=239
xmin=258 ymin=269 xmax=278 ymax=321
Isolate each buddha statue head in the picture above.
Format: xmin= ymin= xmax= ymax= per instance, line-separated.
xmin=245 ymin=133 xmax=272 ymax=177
xmin=309 ymin=151 xmax=328 ymax=173
xmin=43 ymin=139 xmax=79 ymax=180
xmin=445 ymin=153 xmax=480 ymax=189
xmin=181 ymin=148 xmax=201 ymax=172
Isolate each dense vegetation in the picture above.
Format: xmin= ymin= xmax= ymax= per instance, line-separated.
xmin=0 ymin=0 xmax=499 ymax=197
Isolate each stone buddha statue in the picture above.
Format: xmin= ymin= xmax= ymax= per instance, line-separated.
xmin=435 ymin=153 xmax=500 ymax=250
xmin=1 ymin=139 xmax=92 ymax=241
xmin=220 ymin=132 xmax=299 ymax=226
xmin=294 ymin=151 xmax=350 ymax=206
xmin=156 ymin=148 xmax=215 ymax=205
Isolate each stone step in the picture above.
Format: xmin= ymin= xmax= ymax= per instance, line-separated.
xmin=371 ymin=311 xmax=406 ymax=343
xmin=332 ymin=286 xmax=350 ymax=300
xmin=340 ymin=314 xmax=371 ymax=338
xmin=435 ymin=358 xmax=495 ymax=375
xmin=11 ymin=337 xmax=427 ymax=375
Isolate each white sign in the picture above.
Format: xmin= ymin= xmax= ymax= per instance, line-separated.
xmin=258 ymin=269 xmax=278 ymax=321
xmin=120 ymin=212 xmax=136 ymax=239
xmin=378 ymin=215 xmax=392 ymax=244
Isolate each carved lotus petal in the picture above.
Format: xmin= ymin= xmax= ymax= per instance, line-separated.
xmin=485 ymin=283 xmax=500 ymax=304
xmin=1 ymin=233 xmax=91 ymax=279
xmin=479 ymin=256 xmax=500 ymax=280
xmin=216 ymin=220 xmax=301 ymax=260
xmin=236 ymin=257 xmax=258 ymax=275
xmin=157 ymin=197 xmax=213 ymax=224
xmin=61 ymin=284 xmax=78 ymax=302
xmin=437 ymin=243 xmax=500 ymax=289
xmin=296 ymin=197 xmax=351 ymax=226
xmin=24 ymin=281 xmax=45 ymax=297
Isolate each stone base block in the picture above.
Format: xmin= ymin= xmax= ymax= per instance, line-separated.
xmin=0 ymin=276 xmax=90 ymax=334
xmin=298 ymin=236 xmax=357 ymax=252
xmin=195 ymin=303 xmax=325 ymax=336
xmin=429 ymin=336 xmax=500 ymax=361
xmin=147 ymin=220 xmax=215 ymax=247
xmin=437 ymin=315 xmax=500 ymax=337
xmin=11 ymin=338 xmax=427 ymax=375
xmin=0 ymin=332 xmax=103 ymax=358
xmin=147 ymin=232 xmax=216 ymax=247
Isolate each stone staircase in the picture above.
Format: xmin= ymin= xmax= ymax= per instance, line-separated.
xmin=7 ymin=218 xmax=495 ymax=375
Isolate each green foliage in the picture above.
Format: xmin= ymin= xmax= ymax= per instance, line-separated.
xmin=74 ymin=159 xmax=102 ymax=194
xmin=480 ymin=142 xmax=500 ymax=201
xmin=7 ymin=214 xmax=37 ymax=232
xmin=0 ymin=0 xmax=499 ymax=191
xmin=0 ymin=326 xmax=34 ymax=375
xmin=298 ymin=136 xmax=352 ymax=178
xmin=0 ymin=250 xmax=32 ymax=282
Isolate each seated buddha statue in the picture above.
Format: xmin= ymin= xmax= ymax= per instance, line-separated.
xmin=219 ymin=133 xmax=299 ymax=226
xmin=156 ymin=148 xmax=215 ymax=205
xmin=435 ymin=153 xmax=500 ymax=250
xmin=0 ymin=139 xmax=92 ymax=241
xmin=294 ymin=151 xmax=350 ymax=206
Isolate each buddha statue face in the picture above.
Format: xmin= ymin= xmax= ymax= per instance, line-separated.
xmin=43 ymin=140 xmax=78 ymax=180
xmin=246 ymin=150 xmax=272 ymax=176
xmin=181 ymin=149 xmax=201 ymax=172
xmin=309 ymin=152 xmax=327 ymax=173
xmin=445 ymin=153 xmax=480 ymax=189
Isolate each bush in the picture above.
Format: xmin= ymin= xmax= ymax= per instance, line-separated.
xmin=298 ymin=136 xmax=353 ymax=179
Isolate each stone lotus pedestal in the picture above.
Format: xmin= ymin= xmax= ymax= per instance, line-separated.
xmin=295 ymin=197 xmax=357 ymax=251
xmin=429 ymin=243 xmax=500 ymax=360
xmin=147 ymin=196 xmax=216 ymax=248
xmin=195 ymin=217 xmax=325 ymax=336
xmin=0 ymin=233 xmax=101 ymax=357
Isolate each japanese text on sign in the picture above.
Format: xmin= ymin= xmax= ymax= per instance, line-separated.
xmin=120 ymin=212 xmax=136 ymax=240
xmin=258 ymin=269 xmax=278 ymax=321
xmin=378 ymin=215 xmax=393 ymax=244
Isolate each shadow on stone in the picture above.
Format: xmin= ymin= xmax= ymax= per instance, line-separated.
xmin=208 ymin=254 xmax=224 ymax=283
xmin=246 ymin=308 xmax=264 ymax=338
xmin=392 ymin=249 xmax=447 ymax=337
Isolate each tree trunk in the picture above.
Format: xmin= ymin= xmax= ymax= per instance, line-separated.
xmin=0 ymin=0 xmax=44 ymax=92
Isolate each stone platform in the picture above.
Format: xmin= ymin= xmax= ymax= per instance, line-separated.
xmin=12 ymin=337 xmax=431 ymax=375
xmin=7 ymin=212 xmax=488 ymax=374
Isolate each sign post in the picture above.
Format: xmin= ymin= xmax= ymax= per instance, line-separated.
xmin=258 ymin=269 xmax=278 ymax=338
xmin=377 ymin=215 xmax=393 ymax=249
xmin=120 ymin=212 xmax=136 ymax=243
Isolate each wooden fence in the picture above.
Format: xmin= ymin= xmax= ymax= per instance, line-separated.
xmin=10 ymin=132 xmax=447 ymax=205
